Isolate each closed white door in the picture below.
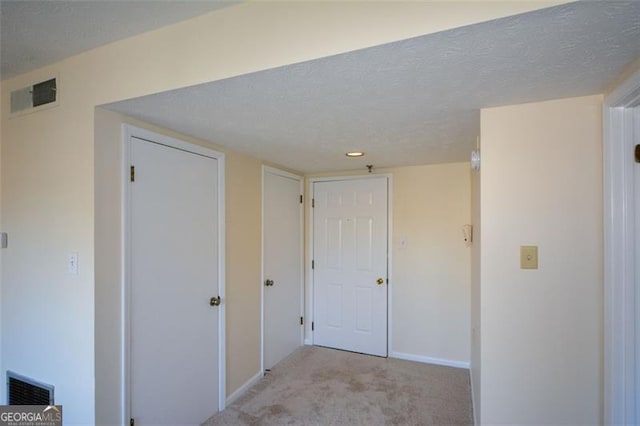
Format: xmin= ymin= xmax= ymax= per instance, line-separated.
xmin=313 ymin=177 xmax=388 ymax=357
xmin=129 ymin=135 xmax=220 ymax=425
xmin=263 ymin=168 xmax=303 ymax=370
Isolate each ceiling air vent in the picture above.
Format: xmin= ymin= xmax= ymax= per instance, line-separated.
xmin=10 ymin=77 xmax=57 ymax=115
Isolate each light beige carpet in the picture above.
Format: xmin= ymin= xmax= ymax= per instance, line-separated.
xmin=204 ymin=346 xmax=473 ymax=425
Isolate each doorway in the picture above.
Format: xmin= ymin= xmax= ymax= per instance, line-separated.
xmin=311 ymin=176 xmax=390 ymax=357
xmin=262 ymin=166 xmax=304 ymax=371
xmin=123 ymin=126 xmax=225 ymax=425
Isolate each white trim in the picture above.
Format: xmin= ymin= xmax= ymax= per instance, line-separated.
xmin=121 ymin=125 xmax=227 ymax=422
xmin=260 ymin=166 xmax=304 ymax=375
xmin=225 ymin=371 xmax=262 ymax=406
xmin=603 ymin=68 xmax=640 ymax=426
xmin=260 ymin=168 xmax=265 ymax=377
xmin=386 ymin=175 xmax=394 ymax=356
xmin=308 ymin=173 xmax=393 ymax=356
xmin=218 ymin=153 xmax=227 ymax=412
xmin=390 ymin=351 xmax=470 ymax=370
xmin=263 ymin=165 xmax=304 ymax=182
xmin=470 ymin=370 xmax=478 ymax=426
xmin=306 ymin=178 xmax=314 ymax=344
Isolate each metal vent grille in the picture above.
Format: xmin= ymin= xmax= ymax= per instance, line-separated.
xmin=10 ymin=78 xmax=57 ymax=114
xmin=32 ymin=78 xmax=57 ymax=107
xmin=7 ymin=371 xmax=54 ymax=405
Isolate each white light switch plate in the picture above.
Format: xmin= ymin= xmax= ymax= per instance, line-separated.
xmin=68 ymin=252 xmax=79 ymax=275
xmin=399 ymin=237 xmax=408 ymax=249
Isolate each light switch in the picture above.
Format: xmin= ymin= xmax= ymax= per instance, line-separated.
xmin=520 ymin=246 xmax=538 ymax=269
xmin=68 ymin=252 xmax=79 ymax=275
xmin=399 ymin=237 xmax=408 ymax=249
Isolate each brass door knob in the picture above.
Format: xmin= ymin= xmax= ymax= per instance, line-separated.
xmin=210 ymin=296 xmax=221 ymax=306
xmin=377 ymin=278 xmax=385 ymax=285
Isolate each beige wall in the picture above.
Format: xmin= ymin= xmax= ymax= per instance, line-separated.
xmin=0 ymin=93 xmax=3 ymax=404
xmin=479 ymin=95 xmax=603 ymax=424
xmin=470 ymin=165 xmax=481 ymax=423
xmin=305 ymin=163 xmax=471 ymax=365
xmin=94 ymin=109 xmax=263 ymax=424
xmin=391 ymin=163 xmax=471 ymax=363
xmin=0 ymin=1 xmax=566 ymax=421
xmin=1 ymin=91 xmax=95 ymax=422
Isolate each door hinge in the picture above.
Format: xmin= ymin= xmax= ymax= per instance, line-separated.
xmin=312 ymin=321 xmax=314 ymax=331
xmin=312 ymin=198 xmax=315 ymax=208
xmin=311 ymin=260 xmax=314 ymax=269
xmin=635 ymin=144 xmax=640 ymax=163
xmin=300 ymin=316 xmax=304 ymax=325
xmin=300 ymin=194 xmax=303 ymax=204
xmin=130 ymin=418 xmax=135 ymax=426
xmin=130 ymin=165 xmax=135 ymax=182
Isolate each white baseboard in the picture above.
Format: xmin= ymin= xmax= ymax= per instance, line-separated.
xmin=304 ymin=338 xmax=312 ymax=345
xmin=390 ymin=351 xmax=470 ymax=369
xmin=225 ymin=371 xmax=261 ymax=406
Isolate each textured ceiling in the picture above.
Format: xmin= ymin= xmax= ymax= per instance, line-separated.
xmin=0 ymin=0 xmax=236 ymax=78
xmin=3 ymin=2 xmax=638 ymax=173
xmin=106 ymin=1 xmax=640 ymax=173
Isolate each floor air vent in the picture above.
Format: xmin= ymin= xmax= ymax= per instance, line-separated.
xmin=7 ymin=371 xmax=54 ymax=405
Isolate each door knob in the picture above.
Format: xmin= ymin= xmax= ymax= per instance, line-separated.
xmin=377 ymin=278 xmax=385 ymax=285
xmin=265 ymin=279 xmax=274 ymax=287
xmin=210 ymin=296 xmax=221 ymax=306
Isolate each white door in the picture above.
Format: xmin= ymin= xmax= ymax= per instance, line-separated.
xmin=313 ymin=177 xmax=389 ymax=357
xmin=129 ymin=135 xmax=221 ymax=425
xmin=263 ymin=168 xmax=303 ymax=370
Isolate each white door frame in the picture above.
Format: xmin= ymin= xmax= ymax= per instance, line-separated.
xmin=260 ymin=166 xmax=304 ymax=375
xmin=603 ymin=69 xmax=640 ymax=425
xmin=121 ymin=125 xmax=226 ymax=424
xmin=307 ymin=174 xmax=393 ymax=355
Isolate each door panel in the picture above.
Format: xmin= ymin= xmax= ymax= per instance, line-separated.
xmin=263 ymin=169 xmax=303 ymax=369
xmin=129 ymin=136 xmax=219 ymax=425
xmin=313 ymin=177 xmax=388 ymax=356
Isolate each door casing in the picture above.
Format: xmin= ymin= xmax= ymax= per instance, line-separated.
xmin=307 ymin=174 xmax=393 ymax=354
xmin=603 ymin=69 xmax=640 ymax=425
xmin=121 ymin=125 xmax=226 ymax=424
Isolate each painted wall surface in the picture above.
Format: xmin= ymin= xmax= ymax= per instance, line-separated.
xmin=480 ymin=95 xmax=603 ymax=424
xmin=305 ymin=163 xmax=471 ymax=365
xmin=0 ymin=102 xmax=3 ymax=405
xmin=0 ymin=1 xmax=566 ymax=421
xmin=95 ymin=108 xmax=263 ymax=424
xmin=391 ymin=163 xmax=471 ymax=364
xmin=470 ymin=166 xmax=481 ymax=424
xmin=94 ymin=109 xmax=123 ymax=425
xmin=1 ymin=97 xmax=95 ymax=423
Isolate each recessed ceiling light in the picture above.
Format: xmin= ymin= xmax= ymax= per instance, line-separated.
xmin=346 ymin=151 xmax=365 ymax=157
